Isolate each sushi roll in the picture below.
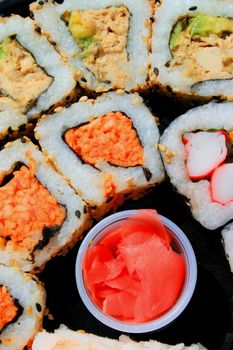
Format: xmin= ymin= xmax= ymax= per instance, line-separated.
xmin=35 ymin=92 xmax=165 ymax=218
xmin=0 ymin=138 xmax=90 ymax=272
xmin=151 ymin=0 xmax=233 ymax=100
xmin=32 ymin=326 xmax=207 ymax=350
xmin=0 ymin=15 xmax=76 ymax=140
xmin=160 ymin=102 xmax=233 ymax=230
xmin=0 ymin=265 xmax=46 ymax=350
xmin=221 ymin=224 xmax=233 ymax=273
xmin=31 ymin=0 xmax=153 ymax=93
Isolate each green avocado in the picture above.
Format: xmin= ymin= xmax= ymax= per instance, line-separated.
xmin=170 ymin=13 xmax=233 ymax=50
xmin=189 ymin=13 xmax=233 ymax=36
xmin=170 ymin=18 xmax=189 ymax=50
xmin=0 ymin=38 xmax=11 ymax=60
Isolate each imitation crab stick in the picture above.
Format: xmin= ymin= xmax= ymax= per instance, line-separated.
xmin=183 ymin=131 xmax=227 ymax=180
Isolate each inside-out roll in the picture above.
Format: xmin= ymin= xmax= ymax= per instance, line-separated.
xmin=151 ymin=0 xmax=233 ymax=100
xmin=0 ymin=15 xmax=76 ymax=140
xmin=160 ymin=101 xmax=233 ymax=230
xmin=0 ymin=138 xmax=90 ymax=272
xmin=35 ymin=92 xmax=164 ymax=218
xmin=32 ymin=326 xmax=207 ymax=350
xmin=31 ymin=0 xmax=153 ymax=93
xmin=0 ymin=265 xmax=46 ymax=350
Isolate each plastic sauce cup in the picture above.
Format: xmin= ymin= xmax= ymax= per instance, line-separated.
xmin=75 ymin=209 xmax=197 ymax=333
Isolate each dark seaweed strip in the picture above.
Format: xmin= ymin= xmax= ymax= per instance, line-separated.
xmin=32 ymin=219 xmax=65 ymax=254
xmin=0 ymin=162 xmax=25 ymax=187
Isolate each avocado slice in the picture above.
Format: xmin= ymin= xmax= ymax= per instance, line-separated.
xmin=170 ymin=13 xmax=233 ymax=50
xmin=170 ymin=18 xmax=190 ymax=50
xmin=0 ymin=38 xmax=11 ymax=60
xmin=190 ymin=13 xmax=233 ymax=36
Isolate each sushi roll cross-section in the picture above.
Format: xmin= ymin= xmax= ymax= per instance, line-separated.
xmin=31 ymin=0 xmax=153 ymax=93
xmin=0 ymin=265 xmax=46 ymax=350
xmin=151 ymin=0 xmax=233 ymax=100
xmin=32 ymin=326 xmax=207 ymax=350
xmin=35 ymin=92 xmax=165 ymax=218
xmin=160 ymin=102 xmax=233 ymax=230
xmin=0 ymin=15 xmax=76 ymax=140
xmin=0 ymin=138 xmax=90 ymax=272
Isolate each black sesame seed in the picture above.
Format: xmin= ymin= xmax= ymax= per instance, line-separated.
xmin=51 ymin=41 xmax=56 ymax=46
xmin=142 ymin=167 xmax=152 ymax=182
xmin=104 ymin=80 xmax=111 ymax=84
xmin=81 ymin=77 xmax=87 ymax=83
xmin=150 ymin=17 xmax=155 ymax=23
xmin=19 ymin=124 xmax=26 ymax=132
xmin=36 ymin=303 xmax=42 ymax=312
xmin=8 ymin=127 xmax=13 ymax=134
xmin=35 ymin=27 xmax=41 ymax=34
xmin=91 ymin=205 xmax=97 ymax=210
xmin=38 ymin=0 xmax=44 ymax=5
xmin=153 ymin=67 xmax=159 ymax=76
xmin=21 ymin=137 xmax=26 ymax=144
xmin=166 ymin=85 xmax=173 ymax=93
xmin=75 ymin=210 xmax=81 ymax=218
xmin=83 ymin=205 xmax=87 ymax=213
xmin=164 ymin=60 xmax=171 ymax=68
xmin=106 ymin=196 xmax=113 ymax=203
xmin=189 ymin=6 xmax=197 ymax=11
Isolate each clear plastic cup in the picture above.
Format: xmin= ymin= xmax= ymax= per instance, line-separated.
xmin=75 ymin=209 xmax=197 ymax=333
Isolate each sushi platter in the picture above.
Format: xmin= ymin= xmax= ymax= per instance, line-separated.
xmin=0 ymin=1 xmax=233 ymax=350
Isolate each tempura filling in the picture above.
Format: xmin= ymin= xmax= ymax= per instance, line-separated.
xmin=64 ymin=111 xmax=144 ymax=167
xmin=0 ymin=285 xmax=22 ymax=332
xmin=0 ymin=37 xmax=52 ymax=113
xmin=62 ymin=7 xmax=130 ymax=85
xmin=169 ymin=13 xmax=233 ymax=83
xmin=0 ymin=159 xmax=66 ymax=252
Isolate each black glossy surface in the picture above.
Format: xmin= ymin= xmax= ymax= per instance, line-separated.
xmin=3 ymin=3 xmax=233 ymax=350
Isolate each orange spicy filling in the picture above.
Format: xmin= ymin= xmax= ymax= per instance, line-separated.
xmin=65 ymin=112 xmax=144 ymax=167
xmin=0 ymin=286 xmax=18 ymax=330
xmin=0 ymin=161 xmax=65 ymax=250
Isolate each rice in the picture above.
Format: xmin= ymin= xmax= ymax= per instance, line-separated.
xmin=0 ymin=265 xmax=46 ymax=350
xmin=35 ymin=92 xmax=164 ymax=218
xmin=0 ymin=137 xmax=90 ymax=272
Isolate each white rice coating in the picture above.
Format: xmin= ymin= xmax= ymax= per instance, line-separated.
xmin=0 ymin=138 xmax=89 ymax=272
xmin=0 ymin=15 xmax=75 ymax=134
xmin=160 ymin=102 xmax=233 ymax=230
xmin=35 ymin=92 xmax=164 ymax=206
xmin=32 ymin=326 xmax=207 ymax=350
xmin=222 ymin=224 xmax=233 ymax=272
xmin=0 ymin=265 xmax=46 ymax=350
xmin=151 ymin=0 xmax=233 ymax=98
xmin=32 ymin=0 xmax=152 ymax=92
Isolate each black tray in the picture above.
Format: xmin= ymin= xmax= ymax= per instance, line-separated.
xmin=3 ymin=2 xmax=233 ymax=350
